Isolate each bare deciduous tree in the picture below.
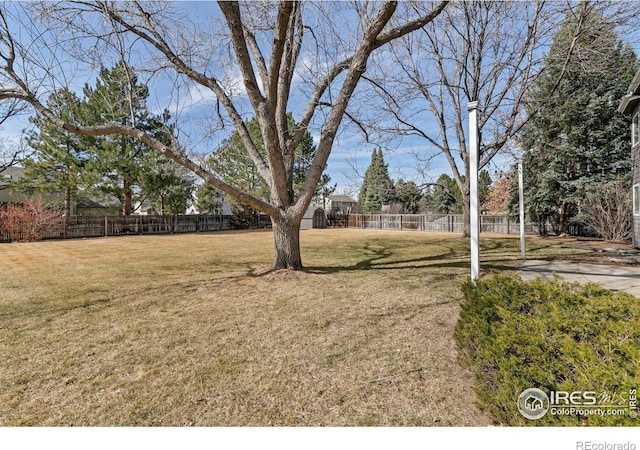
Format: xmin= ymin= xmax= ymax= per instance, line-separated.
xmin=0 ymin=96 xmax=25 ymax=177
xmin=0 ymin=140 xmax=20 ymax=178
xmin=581 ymin=180 xmax=632 ymax=242
xmin=361 ymin=0 xmax=593 ymax=237
xmin=483 ymin=172 xmax=514 ymax=215
xmin=0 ymin=0 xmax=447 ymax=269
xmin=363 ymin=0 xmax=640 ymax=237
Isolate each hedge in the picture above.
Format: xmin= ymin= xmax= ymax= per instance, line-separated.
xmin=455 ymin=275 xmax=640 ymax=426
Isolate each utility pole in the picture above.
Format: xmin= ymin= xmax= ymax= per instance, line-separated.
xmin=468 ymin=101 xmax=480 ymax=281
xmin=518 ymin=159 xmax=526 ymax=260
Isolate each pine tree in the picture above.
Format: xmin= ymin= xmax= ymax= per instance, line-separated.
xmin=21 ymin=88 xmax=94 ymax=217
xmin=208 ymin=117 xmax=270 ymax=203
xmin=394 ymin=179 xmax=422 ymax=213
xmin=521 ymin=7 xmax=637 ymax=234
xmin=82 ymin=62 xmax=174 ymax=215
xmin=194 ymin=183 xmax=224 ymax=214
xmin=358 ymin=148 xmax=395 ymax=213
xmin=207 ymin=114 xmax=334 ymax=226
xmin=138 ymin=155 xmax=194 ymax=214
xmin=292 ymin=127 xmax=335 ymax=202
xmin=428 ymin=173 xmax=461 ymax=214
xmin=478 ymin=170 xmax=492 ymax=209
xmin=420 ymin=171 xmax=491 ymax=214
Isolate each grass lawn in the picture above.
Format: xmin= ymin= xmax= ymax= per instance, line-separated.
xmin=0 ymin=229 xmax=580 ymax=426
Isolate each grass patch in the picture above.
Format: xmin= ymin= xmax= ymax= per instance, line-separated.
xmin=456 ymin=275 xmax=640 ymax=426
xmin=0 ymin=229 xmax=580 ymax=426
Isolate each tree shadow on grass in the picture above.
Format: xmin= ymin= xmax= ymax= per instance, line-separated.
xmin=305 ymin=252 xmax=521 ymax=275
xmin=304 ymin=242 xmax=475 ymax=274
xmin=245 ymin=237 xmax=524 ymax=277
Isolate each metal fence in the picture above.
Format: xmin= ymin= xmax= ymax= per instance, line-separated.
xmin=0 ymin=214 xmax=272 ymax=243
xmin=330 ymin=213 xmax=542 ymax=235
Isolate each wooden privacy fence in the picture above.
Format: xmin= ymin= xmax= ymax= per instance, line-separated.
xmin=65 ymin=214 xmax=235 ymax=238
xmin=0 ymin=214 xmax=273 ymax=242
xmin=331 ymin=214 xmax=542 ymax=235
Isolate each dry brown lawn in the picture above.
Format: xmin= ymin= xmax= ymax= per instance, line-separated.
xmin=0 ymin=229 xmax=579 ymax=426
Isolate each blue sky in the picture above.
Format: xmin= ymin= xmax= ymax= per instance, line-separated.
xmin=1 ymin=1 xmax=452 ymax=197
xmin=2 ymin=1 xmax=640 ymax=198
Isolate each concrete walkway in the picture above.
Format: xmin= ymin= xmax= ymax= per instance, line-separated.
xmin=517 ymin=260 xmax=640 ymax=297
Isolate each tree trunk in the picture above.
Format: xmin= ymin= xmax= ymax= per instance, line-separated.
xmin=271 ymin=215 xmax=303 ymax=270
xmin=65 ymin=185 xmax=71 ymax=218
xmin=123 ymin=179 xmax=132 ymax=215
xmin=558 ymin=201 xmax=569 ymax=236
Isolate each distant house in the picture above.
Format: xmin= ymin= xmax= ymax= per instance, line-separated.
xmin=618 ymin=69 xmax=640 ymax=247
xmin=186 ymin=190 xmax=233 ymax=215
xmin=326 ymin=195 xmax=359 ymax=214
xmin=76 ymin=194 xmax=121 ymax=216
xmin=0 ymin=167 xmax=61 ymax=207
xmin=300 ymin=206 xmax=327 ymax=229
xmin=0 ymin=167 xmax=27 ymax=204
xmin=0 ymin=167 xmax=120 ymax=215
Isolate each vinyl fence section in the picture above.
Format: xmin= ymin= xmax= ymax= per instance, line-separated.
xmin=0 ymin=214 xmax=274 ymax=242
xmin=337 ymin=214 xmax=541 ymax=235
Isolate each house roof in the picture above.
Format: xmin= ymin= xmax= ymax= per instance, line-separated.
xmin=328 ymin=195 xmax=356 ymax=203
xmin=618 ymin=69 xmax=640 ymax=115
xmin=0 ymin=166 xmax=25 ymax=185
xmin=76 ymin=193 xmax=121 ymax=209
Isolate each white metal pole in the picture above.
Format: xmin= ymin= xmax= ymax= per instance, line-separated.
xmin=518 ymin=159 xmax=526 ymax=260
xmin=468 ymin=101 xmax=480 ymax=281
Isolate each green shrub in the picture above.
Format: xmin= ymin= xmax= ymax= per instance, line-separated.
xmin=455 ymin=275 xmax=640 ymax=426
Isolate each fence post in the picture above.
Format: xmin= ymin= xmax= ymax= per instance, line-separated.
xmin=104 ymin=216 xmax=108 ymax=237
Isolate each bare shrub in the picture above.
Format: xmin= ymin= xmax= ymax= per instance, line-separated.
xmin=580 ymin=180 xmax=632 ymax=242
xmin=0 ymin=198 xmax=64 ymax=242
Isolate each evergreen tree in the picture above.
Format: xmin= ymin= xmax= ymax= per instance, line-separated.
xmin=138 ymin=155 xmax=194 ymax=214
xmin=521 ymin=8 xmax=637 ymax=234
xmin=358 ymin=148 xmax=395 ymax=213
xmin=208 ymin=114 xmax=333 ymax=226
xmin=478 ymin=170 xmax=492 ymax=209
xmin=420 ymin=171 xmax=490 ymax=214
xmin=208 ymin=117 xmax=270 ymax=203
xmin=194 ymin=183 xmax=224 ymax=214
xmin=20 ymin=88 xmax=94 ymax=216
xmin=427 ymin=173 xmax=461 ymax=214
xmin=394 ymin=179 xmax=422 ymax=213
xmin=292 ymin=129 xmax=336 ymax=204
xmin=82 ymin=62 xmax=174 ymax=214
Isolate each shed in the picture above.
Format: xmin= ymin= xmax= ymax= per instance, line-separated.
xmin=618 ymin=69 xmax=640 ymax=247
xmin=301 ymin=206 xmax=327 ymax=229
